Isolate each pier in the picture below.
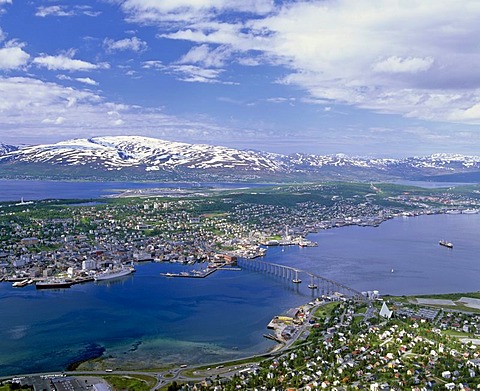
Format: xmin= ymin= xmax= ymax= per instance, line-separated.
xmin=160 ymin=264 xmax=240 ymax=279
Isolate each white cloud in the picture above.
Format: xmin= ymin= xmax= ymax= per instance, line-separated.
xmin=169 ymin=64 xmax=224 ymax=83
xmin=104 ymin=36 xmax=148 ymax=52
xmin=120 ymin=0 xmax=274 ymax=24
xmin=177 ymin=44 xmax=231 ymax=67
xmin=33 ymin=53 xmax=109 ymax=71
xmin=0 ymin=0 xmax=12 ymax=10
xmin=36 ymin=6 xmax=74 ymax=17
xmin=35 ymin=5 xmax=101 ymax=18
xmin=112 ymin=119 xmax=124 ymax=126
xmin=0 ymin=76 xmax=234 ymax=144
xmin=0 ymin=41 xmax=30 ymax=70
xmin=143 ymin=58 xmax=233 ymax=84
xmin=121 ymin=0 xmax=480 ymax=125
xmin=75 ymin=77 xmax=99 ymax=86
xmin=142 ymin=60 xmax=163 ymax=69
xmin=42 ymin=116 xmax=66 ymax=125
xmin=372 ymin=56 xmax=434 ymax=74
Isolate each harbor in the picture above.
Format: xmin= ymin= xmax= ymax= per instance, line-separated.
xmin=160 ymin=263 xmax=241 ymax=278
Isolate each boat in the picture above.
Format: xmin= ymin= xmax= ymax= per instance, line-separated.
xmin=298 ymin=239 xmax=318 ymax=248
xmin=439 ymin=240 xmax=453 ymax=248
xmin=12 ymin=278 xmax=30 ymax=287
xmin=36 ymin=278 xmax=73 ymax=289
xmin=94 ymin=265 xmax=134 ymax=281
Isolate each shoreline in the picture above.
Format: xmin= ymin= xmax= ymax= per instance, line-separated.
xmin=0 ymin=213 xmax=480 ymax=378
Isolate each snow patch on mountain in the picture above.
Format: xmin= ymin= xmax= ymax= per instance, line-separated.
xmin=2 ymin=136 xmax=480 ymax=180
xmin=0 ymin=143 xmax=19 ymax=156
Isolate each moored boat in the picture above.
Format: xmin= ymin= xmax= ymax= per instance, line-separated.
xmin=12 ymin=278 xmax=30 ymax=287
xmin=36 ymin=278 xmax=73 ymax=289
xmin=94 ymin=265 xmax=134 ymax=281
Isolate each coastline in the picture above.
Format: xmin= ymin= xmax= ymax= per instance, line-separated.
xmin=2 ymin=182 xmax=480 ymax=376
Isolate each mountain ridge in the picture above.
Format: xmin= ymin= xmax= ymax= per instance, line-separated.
xmin=1 ymin=136 xmax=480 ymax=182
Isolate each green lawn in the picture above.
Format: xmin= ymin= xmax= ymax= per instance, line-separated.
xmin=102 ymin=375 xmax=156 ymax=391
xmin=314 ymin=302 xmax=341 ymax=318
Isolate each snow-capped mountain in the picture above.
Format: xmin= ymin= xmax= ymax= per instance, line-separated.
xmin=0 ymin=143 xmax=18 ymax=156
xmin=0 ymin=136 xmax=284 ymax=174
xmin=1 ymin=136 xmax=480 ymax=182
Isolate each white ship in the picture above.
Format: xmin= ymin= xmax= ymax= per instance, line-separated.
xmin=94 ymin=265 xmax=135 ymax=281
xmin=12 ymin=278 xmax=30 ymax=287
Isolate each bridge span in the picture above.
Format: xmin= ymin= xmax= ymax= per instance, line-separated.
xmin=237 ymin=258 xmax=366 ymax=301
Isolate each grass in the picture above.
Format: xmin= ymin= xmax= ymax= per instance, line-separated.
xmin=419 ymin=303 xmax=480 ymax=314
xmin=0 ymin=383 xmax=34 ymax=391
xmin=102 ymin=375 xmax=156 ymax=391
xmin=384 ymin=292 xmax=480 ymax=314
xmin=414 ymin=292 xmax=480 ymax=300
xmin=314 ymin=302 xmax=341 ymax=318
xmin=443 ymin=330 xmax=471 ymax=337
xmin=356 ymin=306 xmax=367 ymax=314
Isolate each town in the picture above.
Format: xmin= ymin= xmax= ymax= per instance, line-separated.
xmin=187 ymin=295 xmax=480 ymax=390
xmin=2 ymin=181 xmax=480 ymax=390
xmin=1 ymin=182 xmax=480 ymax=286
xmin=4 ymin=294 xmax=480 ymax=391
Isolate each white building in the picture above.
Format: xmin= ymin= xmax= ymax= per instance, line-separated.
xmin=82 ymin=259 xmax=97 ymax=270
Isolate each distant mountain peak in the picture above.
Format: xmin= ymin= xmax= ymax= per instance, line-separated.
xmin=1 ymin=135 xmax=480 ymax=182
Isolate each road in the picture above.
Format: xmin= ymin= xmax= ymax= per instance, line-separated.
xmin=1 ymin=300 xmax=374 ymax=390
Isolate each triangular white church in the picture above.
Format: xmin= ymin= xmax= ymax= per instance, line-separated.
xmin=379 ymin=302 xmax=393 ymax=319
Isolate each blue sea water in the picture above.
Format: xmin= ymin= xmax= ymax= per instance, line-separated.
xmin=0 ymin=180 xmax=270 ymax=202
xmin=1 ymin=180 xmax=480 ymax=376
xmin=0 ymin=263 xmax=309 ymax=376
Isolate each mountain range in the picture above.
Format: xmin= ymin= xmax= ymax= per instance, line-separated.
xmin=1 ymin=136 xmax=480 ymax=182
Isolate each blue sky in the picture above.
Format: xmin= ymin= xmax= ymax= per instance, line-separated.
xmin=1 ymin=0 xmax=480 ymax=157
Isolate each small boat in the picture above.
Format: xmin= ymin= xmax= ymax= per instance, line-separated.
xmin=12 ymin=279 xmax=29 ymax=287
xmin=439 ymin=240 xmax=453 ymax=248
xmin=308 ymin=284 xmax=318 ymax=289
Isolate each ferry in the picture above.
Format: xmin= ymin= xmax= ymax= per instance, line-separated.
xmin=439 ymin=240 xmax=453 ymax=248
xmin=36 ymin=278 xmax=73 ymax=289
xmin=298 ymin=239 xmax=318 ymax=247
xmin=94 ymin=265 xmax=134 ymax=281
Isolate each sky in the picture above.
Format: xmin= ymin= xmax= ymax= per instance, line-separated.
xmin=1 ymin=0 xmax=480 ymax=157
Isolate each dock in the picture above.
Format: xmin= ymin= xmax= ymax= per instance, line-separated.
xmin=263 ymin=333 xmax=283 ymax=343
xmin=160 ymin=264 xmax=241 ymax=279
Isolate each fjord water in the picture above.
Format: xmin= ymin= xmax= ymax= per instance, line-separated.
xmin=1 ymin=213 xmax=480 ymax=375
xmin=0 ymin=180 xmax=270 ymax=202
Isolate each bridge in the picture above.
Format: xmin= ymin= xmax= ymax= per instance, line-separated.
xmin=237 ymin=258 xmax=366 ymax=301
